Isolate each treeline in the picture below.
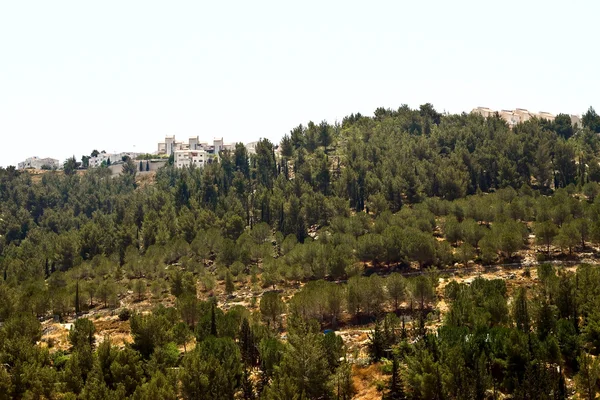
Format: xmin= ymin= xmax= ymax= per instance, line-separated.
xmin=5 ymin=170 xmax=600 ymax=305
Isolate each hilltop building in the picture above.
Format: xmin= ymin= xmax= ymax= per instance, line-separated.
xmin=17 ymin=157 xmax=60 ymax=170
xmin=157 ymin=135 xmax=258 ymax=168
xmin=174 ymin=150 xmax=210 ymax=168
xmin=471 ymin=107 xmax=581 ymax=128
xmin=157 ymin=136 xmax=235 ymax=156
xmin=245 ymin=141 xmax=258 ymax=155
xmin=157 ymin=136 xmax=231 ymax=168
xmin=88 ymin=152 xmax=142 ymax=168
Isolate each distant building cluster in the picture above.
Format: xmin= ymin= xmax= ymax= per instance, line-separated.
xmin=15 ymin=135 xmax=261 ymax=171
xmin=16 ymin=152 xmax=144 ymax=171
xmin=471 ymin=107 xmax=582 ymax=128
xmin=17 ymin=156 xmax=60 ymax=170
xmin=24 ymin=107 xmax=583 ymax=172
xmin=88 ymin=152 xmax=142 ymax=168
xmin=157 ymin=136 xmax=258 ymax=169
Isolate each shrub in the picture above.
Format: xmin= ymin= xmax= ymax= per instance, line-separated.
xmin=119 ymin=308 xmax=132 ymax=321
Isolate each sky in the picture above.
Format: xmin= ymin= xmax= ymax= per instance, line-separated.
xmin=1 ymin=0 xmax=598 ymax=167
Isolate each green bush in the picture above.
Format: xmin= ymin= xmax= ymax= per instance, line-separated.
xmin=119 ymin=308 xmax=132 ymax=321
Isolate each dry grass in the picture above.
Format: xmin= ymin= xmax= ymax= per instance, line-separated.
xmin=352 ymin=363 xmax=387 ymax=400
xmin=40 ymin=321 xmax=71 ymax=352
xmin=135 ymin=171 xmax=157 ymax=188
xmin=94 ymin=317 xmax=132 ymax=348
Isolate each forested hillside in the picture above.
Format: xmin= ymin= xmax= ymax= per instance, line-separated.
xmin=3 ymin=104 xmax=600 ymax=399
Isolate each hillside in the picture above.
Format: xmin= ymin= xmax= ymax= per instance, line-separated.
xmin=2 ymin=104 xmax=600 ymax=398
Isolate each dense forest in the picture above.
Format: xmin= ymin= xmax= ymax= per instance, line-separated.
xmin=3 ymin=104 xmax=600 ymax=398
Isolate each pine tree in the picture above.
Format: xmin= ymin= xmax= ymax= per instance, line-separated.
xmin=173 ymin=322 xmax=191 ymax=353
xmin=382 ymin=314 xmax=397 ymax=351
xmin=319 ymin=120 xmax=332 ymax=150
xmin=274 ymin=320 xmax=332 ymax=399
xmin=332 ymin=362 xmax=356 ymax=400
xmin=134 ymin=279 xmax=146 ymax=302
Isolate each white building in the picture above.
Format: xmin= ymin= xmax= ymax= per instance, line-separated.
xmin=471 ymin=107 xmax=495 ymax=118
xmin=174 ymin=149 xmax=214 ymax=168
xmin=88 ymin=152 xmax=142 ymax=168
xmin=17 ymin=156 xmax=60 ymax=170
xmin=157 ymin=135 xmax=246 ymax=168
xmin=571 ymin=115 xmax=582 ymax=128
xmin=245 ymin=141 xmax=258 ymax=155
xmin=158 ymin=135 xmax=180 ymax=155
xmin=158 ymin=135 xmax=236 ymax=157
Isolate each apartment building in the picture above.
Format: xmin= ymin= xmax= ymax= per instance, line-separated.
xmin=471 ymin=107 xmax=495 ymax=118
xmin=174 ymin=149 xmax=212 ymax=168
xmin=157 ymin=136 xmax=234 ymax=156
xmin=571 ymin=115 xmax=582 ymax=127
xmin=17 ymin=156 xmax=60 ymax=170
xmin=88 ymin=152 xmax=142 ymax=168
xmin=245 ymin=141 xmax=258 ymax=155
xmin=157 ymin=135 xmax=251 ymax=168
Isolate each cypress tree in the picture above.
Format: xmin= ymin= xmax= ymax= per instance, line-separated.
xmin=557 ymin=368 xmax=567 ymax=400
xmin=75 ymin=280 xmax=80 ymax=314
xmin=241 ymin=366 xmax=255 ymax=400
xmin=210 ymin=302 xmax=217 ymax=337
xmin=514 ymin=287 xmax=530 ymax=333
xmin=367 ymin=320 xmax=385 ymax=362
xmin=400 ymin=316 xmax=407 ymax=339
xmin=239 ymin=318 xmax=256 ymax=366
xmin=386 ymin=355 xmax=406 ymax=400
xmin=225 ymin=272 xmax=235 ymax=295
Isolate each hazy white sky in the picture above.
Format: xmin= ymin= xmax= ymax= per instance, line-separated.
xmin=1 ymin=0 xmax=598 ymax=167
